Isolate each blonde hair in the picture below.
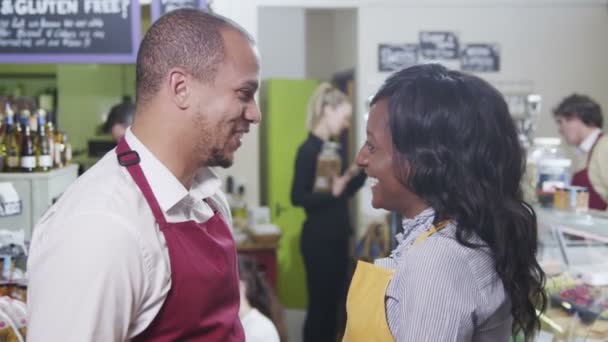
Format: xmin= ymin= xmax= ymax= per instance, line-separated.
xmin=306 ymin=82 xmax=349 ymax=131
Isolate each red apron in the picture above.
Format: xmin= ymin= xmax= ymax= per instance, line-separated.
xmin=115 ymin=138 xmax=245 ymax=342
xmin=571 ymin=133 xmax=608 ymax=210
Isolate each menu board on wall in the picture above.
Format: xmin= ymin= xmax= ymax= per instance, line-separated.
xmin=378 ymin=43 xmax=418 ymax=72
xmin=419 ymin=31 xmax=459 ymax=60
xmin=461 ymin=44 xmax=500 ymax=72
xmin=0 ymin=0 xmax=141 ymax=63
xmin=151 ymin=0 xmax=208 ymax=21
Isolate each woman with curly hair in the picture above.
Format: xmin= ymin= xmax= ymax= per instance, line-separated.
xmin=343 ymin=64 xmax=546 ymax=341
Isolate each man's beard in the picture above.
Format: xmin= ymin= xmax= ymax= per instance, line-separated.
xmin=193 ymin=107 xmax=235 ymax=168
xmin=207 ymin=146 xmax=233 ymax=168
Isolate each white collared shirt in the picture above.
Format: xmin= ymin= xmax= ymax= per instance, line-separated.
xmin=27 ymin=128 xmax=232 ymax=342
xmin=241 ymin=308 xmax=280 ymax=342
xmin=578 ymin=128 xmax=602 ymax=154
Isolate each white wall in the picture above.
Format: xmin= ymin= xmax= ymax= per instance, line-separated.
xmin=306 ymin=10 xmax=335 ymax=79
xmin=333 ymin=9 xmax=357 ymax=73
xmin=357 ymin=3 xmax=608 ymax=143
xmin=259 ymin=7 xmax=307 ymax=79
xmin=306 ymin=9 xmax=357 ymax=79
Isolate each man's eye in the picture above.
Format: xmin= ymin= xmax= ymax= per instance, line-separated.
xmin=239 ymin=90 xmax=253 ymax=101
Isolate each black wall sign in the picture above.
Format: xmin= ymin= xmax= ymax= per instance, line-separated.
xmin=461 ymin=44 xmax=500 ymax=72
xmin=419 ymin=31 xmax=459 ymax=60
xmin=0 ymin=0 xmax=140 ymax=63
xmin=151 ymin=0 xmax=207 ymax=21
xmin=378 ymin=44 xmax=418 ymax=72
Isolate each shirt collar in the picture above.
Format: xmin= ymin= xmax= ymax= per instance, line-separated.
xmin=388 ymin=207 xmax=435 ymax=259
xmin=124 ymin=128 xmax=222 ymax=213
xmin=401 ymin=207 xmax=435 ymax=242
xmin=578 ymin=128 xmax=602 ymax=153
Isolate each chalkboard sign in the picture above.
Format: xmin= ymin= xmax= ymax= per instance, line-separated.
xmin=151 ymin=0 xmax=208 ymax=21
xmin=378 ymin=44 xmax=418 ymax=72
xmin=461 ymin=44 xmax=500 ymax=72
xmin=419 ymin=31 xmax=459 ymax=60
xmin=0 ymin=0 xmax=141 ymax=64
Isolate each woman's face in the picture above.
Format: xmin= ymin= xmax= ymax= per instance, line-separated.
xmin=356 ymin=99 xmax=420 ymax=216
xmin=324 ymin=102 xmax=352 ymax=136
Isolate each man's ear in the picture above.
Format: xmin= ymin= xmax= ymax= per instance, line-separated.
xmin=167 ymin=67 xmax=190 ymax=110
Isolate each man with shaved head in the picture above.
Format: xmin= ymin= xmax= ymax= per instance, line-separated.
xmin=28 ymin=9 xmax=261 ymax=341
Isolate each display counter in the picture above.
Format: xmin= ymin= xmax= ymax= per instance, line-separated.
xmin=537 ymin=206 xmax=608 ymax=341
xmin=0 ymin=165 xmax=79 ymax=240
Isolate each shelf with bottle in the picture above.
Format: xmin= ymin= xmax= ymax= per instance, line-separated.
xmin=0 ymin=96 xmax=72 ymax=174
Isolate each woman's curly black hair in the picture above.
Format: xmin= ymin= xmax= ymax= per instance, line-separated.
xmin=372 ymin=63 xmax=546 ymax=340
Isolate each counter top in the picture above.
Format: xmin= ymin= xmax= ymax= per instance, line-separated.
xmin=0 ymin=164 xmax=79 ymax=180
xmin=536 ymin=207 xmax=608 ymax=243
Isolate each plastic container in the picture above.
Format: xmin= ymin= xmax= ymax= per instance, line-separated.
xmin=554 ymin=186 xmax=590 ymax=212
xmin=524 ymin=138 xmax=572 ymax=207
xmin=536 ymin=158 xmax=572 ymax=207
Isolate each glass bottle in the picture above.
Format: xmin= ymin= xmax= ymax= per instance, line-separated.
xmin=20 ymin=125 xmax=36 ymax=172
xmin=45 ymin=111 xmax=55 ymax=168
xmin=36 ymin=113 xmax=52 ymax=172
xmin=4 ymin=113 xmax=20 ymax=172
xmin=54 ymin=131 xmax=64 ymax=168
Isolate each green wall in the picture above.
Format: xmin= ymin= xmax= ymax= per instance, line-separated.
xmin=56 ymin=64 xmax=135 ymax=152
xmin=262 ymin=79 xmax=320 ymax=309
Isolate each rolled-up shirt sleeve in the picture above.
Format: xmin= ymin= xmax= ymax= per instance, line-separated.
xmin=27 ymin=212 xmax=148 ymax=342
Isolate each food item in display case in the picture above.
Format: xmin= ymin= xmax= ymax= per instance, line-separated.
xmin=0 ymin=296 xmax=26 ymax=342
xmin=551 ymin=284 xmax=608 ymax=323
xmin=545 ymin=272 xmax=578 ymax=295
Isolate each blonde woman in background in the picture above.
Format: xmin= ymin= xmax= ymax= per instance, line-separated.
xmin=291 ymin=82 xmax=366 ymax=342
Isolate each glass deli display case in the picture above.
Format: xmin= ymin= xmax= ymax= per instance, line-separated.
xmin=537 ymin=207 xmax=608 ymax=341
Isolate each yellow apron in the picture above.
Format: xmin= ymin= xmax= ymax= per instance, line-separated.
xmin=342 ymin=221 xmax=449 ymax=342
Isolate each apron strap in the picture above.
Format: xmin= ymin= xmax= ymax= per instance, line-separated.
xmin=116 ymin=137 xmax=168 ymax=225
xmin=411 ymin=220 xmax=450 ymax=246
xmin=586 ymin=132 xmax=603 ymax=166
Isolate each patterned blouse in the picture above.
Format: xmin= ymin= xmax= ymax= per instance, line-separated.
xmin=375 ymin=208 xmax=513 ymax=341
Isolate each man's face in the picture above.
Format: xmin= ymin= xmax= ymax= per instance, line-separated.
xmin=190 ymin=29 xmax=261 ymax=168
xmin=555 ymin=115 xmax=584 ymax=146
